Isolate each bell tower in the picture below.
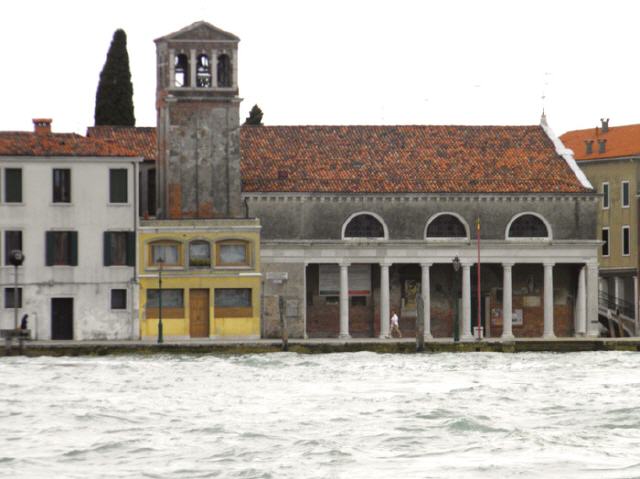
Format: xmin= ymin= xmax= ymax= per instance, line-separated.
xmin=155 ymin=21 xmax=242 ymax=219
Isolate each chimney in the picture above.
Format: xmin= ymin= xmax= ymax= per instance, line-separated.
xmin=597 ymin=139 xmax=607 ymax=154
xmin=600 ymin=118 xmax=610 ymax=133
xmin=585 ymin=140 xmax=594 ymax=154
xmin=33 ymin=118 xmax=52 ymax=135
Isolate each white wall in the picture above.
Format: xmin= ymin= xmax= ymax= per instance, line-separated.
xmin=0 ymin=157 xmax=139 ymax=339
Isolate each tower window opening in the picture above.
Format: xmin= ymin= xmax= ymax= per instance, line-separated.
xmin=174 ymin=54 xmax=190 ymax=87
xmin=217 ymin=54 xmax=231 ymax=87
xmin=196 ymin=54 xmax=211 ymax=87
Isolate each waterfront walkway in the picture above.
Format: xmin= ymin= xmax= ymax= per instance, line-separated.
xmin=4 ymin=337 xmax=640 ymax=356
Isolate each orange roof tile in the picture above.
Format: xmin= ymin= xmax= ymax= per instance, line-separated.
xmin=87 ymin=126 xmax=156 ymax=161
xmin=240 ymin=125 xmax=591 ymax=193
xmin=560 ymin=123 xmax=640 ymax=161
xmin=0 ymin=131 xmax=139 ymax=157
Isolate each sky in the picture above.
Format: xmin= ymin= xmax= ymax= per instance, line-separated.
xmin=1 ymin=0 xmax=639 ymax=137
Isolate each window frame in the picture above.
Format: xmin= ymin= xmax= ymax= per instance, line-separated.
xmin=424 ymin=212 xmax=470 ymax=241
xmin=4 ymin=168 xmax=23 ymax=203
xmin=189 ymin=240 xmax=212 ymax=268
xmin=109 ymin=168 xmax=128 ymax=204
xmin=45 ymin=231 xmax=78 ymax=266
xmin=214 ymin=288 xmax=253 ymax=318
xmin=146 ymin=288 xmax=185 ymax=318
xmin=622 ymin=225 xmax=630 ymax=256
xmin=104 ymin=231 xmax=135 ymax=267
xmin=341 ymin=211 xmax=388 ymax=240
xmin=110 ymin=289 xmax=127 ymax=311
xmin=148 ymin=240 xmax=183 ymax=268
xmin=4 ymin=230 xmax=23 ymax=266
xmin=602 ymin=182 xmax=609 ymax=209
xmin=601 ymin=227 xmax=610 ymax=257
xmin=215 ymin=240 xmax=251 ymax=267
xmin=52 ymin=168 xmax=71 ymax=204
xmin=621 ymin=181 xmax=630 ymax=208
xmin=4 ymin=287 xmax=22 ymax=309
xmin=505 ymin=212 xmax=552 ymax=241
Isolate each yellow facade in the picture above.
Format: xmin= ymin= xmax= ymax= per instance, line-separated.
xmin=138 ymin=219 xmax=262 ymax=339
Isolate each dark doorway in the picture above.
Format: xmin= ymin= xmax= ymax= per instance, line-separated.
xmin=51 ymin=298 xmax=73 ymax=339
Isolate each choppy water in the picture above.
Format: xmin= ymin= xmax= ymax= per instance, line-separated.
xmin=1 ymin=352 xmax=640 ymax=478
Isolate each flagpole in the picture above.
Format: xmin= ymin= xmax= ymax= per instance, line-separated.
xmin=476 ymin=217 xmax=482 ymax=339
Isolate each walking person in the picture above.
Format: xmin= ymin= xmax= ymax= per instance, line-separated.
xmin=390 ymin=310 xmax=402 ymax=338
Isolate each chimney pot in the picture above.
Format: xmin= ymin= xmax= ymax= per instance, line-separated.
xmin=33 ymin=118 xmax=52 ymax=135
xmin=600 ymin=118 xmax=610 ymax=133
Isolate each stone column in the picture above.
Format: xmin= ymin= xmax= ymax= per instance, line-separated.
xmin=634 ymin=275 xmax=639 ymax=336
xmin=210 ymin=49 xmax=218 ymax=88
xmin=421 ymin=263 xmax=433 ymax=339
xmin=232 ymin=51 xmax=239 ymax=89
xmin=614 ymin=276 xmax=624 ymax=310
xmin=380 ymin=262 xmax=391 ymax=338
xmin=575 ymin=265 xmax=586 ymax=336
xmin=543 ymin=262 xmax=555 ymax=338
xmin=502 ymin=262 xmax=515 ymax=340
xmin=303 ymin=263 xmax=308 ymax=339
xmin=586 ymin=262 xmax=599 ymax=336
xmin=169 ymin=49 xmax=175 ymax=87
xmin=461 ymin=262 xmax=473 ymax=341
xmin=190 ymin=49 xmax=197 ymax=87
xmin=339 ymin=262 xmax=350 ymax=339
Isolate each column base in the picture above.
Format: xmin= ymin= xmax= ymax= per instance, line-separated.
xmin=543 ymin=333 xmax=556 ymax=339
xmin=379 ymin=334 xmax=390 ymax=339
xmin=423 ymin=333 xmax=433 ymax=340
xmin=460 ymin=334 xmax=474 ymax=342
xmin=338 ymin=333 xmax=351 ymax=339
xmin=501 ymin=333 xmax=515 ymax=341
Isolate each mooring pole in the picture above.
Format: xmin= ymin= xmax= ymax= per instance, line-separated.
xmin=279 ymin=296 xmax=288 ymax=351
xmin=416 ymin=295 xmax=425 ymax=352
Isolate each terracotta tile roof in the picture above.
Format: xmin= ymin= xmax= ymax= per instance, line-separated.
xmin=87 ymin=126 xmax=157 ymax=161
xmin=240 ymin=125 xmax=591 ymax=193
xmin=560 ymin=123 xmax=640 ymax=161
xmin=0 ymin=131 xmax=139 ymax=157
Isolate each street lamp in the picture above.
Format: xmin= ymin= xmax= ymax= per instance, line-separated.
xmin=157 ymin=257 xmax=164 ymax=344
xmin=8 ymin=250 xmax=25 ymax=330
xmin=452 ymin=256 xmax=461 ymax=342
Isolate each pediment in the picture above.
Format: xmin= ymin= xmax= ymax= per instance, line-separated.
xmin=155 ymin=21 xmax=239 ymax=43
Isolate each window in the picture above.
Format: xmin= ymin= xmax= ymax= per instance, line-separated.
xmin=622 ymin=226 xmax=630 ymax=256
xmin=4 ymin=288 xmax=22 ymax=308
xmin=174 ymin=53 xmax=190 ymax=87
xmin=53 ymin=169 xmax=71 ymax=203
xmin=104 ymin=232 xmax=135 ymax=266
xmin=217 ymin=241 xmax=249 ymax=266
xmin=111 ymin=289 xmax=127 ymax=310
xmin=4 ymin=168 xmax=22 ymax=203
xmin=109 ymin=169 xmax=128 ymax=203
xmin=146 ymin=289 xmax=184 ymax=318
xmin=196 ymin=54 xmax=212 ymax=87
xmin=217 ymin=54 xmax=231 ymax=87
xmin=622 ymin=181 xmax=630 ymax=208
xmin=150 ymin=241 xmax=181 ymax=266
xmin=344 ymin=214 xmax=385 ymax=239
xmin=189 ymin=241 xmax=211 ymax=267
xmin=4 ymin=231 xmax=22 ymax=265
xmin=602 ymin=183 xmax=609 ymax=209
xmin=45 ymin=231 xmax=78 ymax=266
xmin=426 ymin=214 xmax=467 ymax=238
xmin=214 ymin=288 xmax=252 ymax=317
xmin=507 ymin=214 xmax=549 ymax=238
xmin=351 ymin=296 xmax=367 ymax=306
xmin=602 ymin=228 xmax=609 ymax=257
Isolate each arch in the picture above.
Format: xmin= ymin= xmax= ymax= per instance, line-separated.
xmin=217 ymin=54 xmax=232 ymax=87
xmin=424 ymin=212 xmax=469 ymax=240
xmin=216 ymin=239 xmax=251 ymax=266
xmin=174 ymin=53 xmax=190 ymax=87
xmin=148 ymin=239 xmax=182 ymax=266
xmin=342 ymin=212 xmax=388 ymax=240
xmin=188 ymin=239 xmax=211 ymax=267
xmin=196 ymin=54 xmax=211 ymax=87
xmin=505 ymin=212 xmax=551 ymax=240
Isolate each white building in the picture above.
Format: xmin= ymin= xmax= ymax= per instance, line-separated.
xmin=0 ymin=119 xmax=142 ymax=339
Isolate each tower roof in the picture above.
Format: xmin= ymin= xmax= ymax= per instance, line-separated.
xmin=154 ymin=21 xmax=239 ymax=43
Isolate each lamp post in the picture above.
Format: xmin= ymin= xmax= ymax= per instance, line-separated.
xmin=452 ymin=256 xmax=461 ymax=342
xmin=157 ymin=257 xmax=164 ymax=344
xmin=8 ymin=250 xmax=25 ymax=330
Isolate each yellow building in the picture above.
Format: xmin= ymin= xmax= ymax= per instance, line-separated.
xmin=138 ymin=219 xmax=261 ymax=340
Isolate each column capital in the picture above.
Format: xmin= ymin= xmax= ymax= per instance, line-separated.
xmin=420 ymin=262 xmax=432 ymax=268
xmin=461 ymin=261 xmax=473 ymax=268
xmin=380 ymin=261 xmax=392 ymax=268
xmin=502 ymin=261 xmax=515 ymax=268
xmin=339 ymin=261 xmax=351 ymax=268
xmin=586 ymin=260 xmax=598 ymax=269
xmin=543 ymin=261 xmax=555 ymax=268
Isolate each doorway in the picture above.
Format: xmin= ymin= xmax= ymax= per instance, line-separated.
xmin=189 ymin=289 xmax=210 ymax=337
xmin=51 ymin=298 xmax=73 ymax=340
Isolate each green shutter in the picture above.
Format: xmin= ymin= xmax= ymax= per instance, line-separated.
xmin=110 ymin=169 xmax=128 ymax=203
xmin=70 ymin=232 xmax=78 ymax=266
xmin=5 ymin=169 xmax=22 ymax=203
xmin=104 ymin=232 xmax=112 ymax=266
xmin=45 ymin=232 xmax=54 ymax=266
xmin=126 ymin=231 xmax=136 ymax=267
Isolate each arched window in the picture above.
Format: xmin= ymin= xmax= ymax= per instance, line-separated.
xmin=344 ymin=214 xmax=386 ymax=239
xmin=507 ymin=214 xmax=550 ymax=238
xmin=174 ymin=54 xmax=190 ymax=87
xmin=217 ymin=54 xmax=231 ymax=87
xmin=149 ymin=240 xmax=181 ymax=266
xmin=189 ymin=240 xmax=211 ymax=267
xmin=196 ymin=54 xmax=211 ymax=87
xmin=216 ymin=240 xmax=250 ymax=266
xmin=426 ymin=214 xmax=467 ymax=238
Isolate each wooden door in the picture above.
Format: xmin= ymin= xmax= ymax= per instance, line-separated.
xmin=51 ymin=298 xmax=73 ymax=340
xmin=189 ymin=289 xmax=210 ymax=338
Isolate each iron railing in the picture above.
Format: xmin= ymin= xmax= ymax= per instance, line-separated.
xmin=598 ymin=291 xmax=635 ymax=319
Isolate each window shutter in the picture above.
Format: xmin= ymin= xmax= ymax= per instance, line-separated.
xmin=45 ymin=232 xmax=54 ymax=266
xmin=103 ymin=232 xmax=112 ymax=266
xmin=70 ymin=232 xmax=78 ymax=266
xmin=126 ymin=232 xmax=136 ymax=267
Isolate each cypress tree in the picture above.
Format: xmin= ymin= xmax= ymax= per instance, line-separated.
xmin=244 ymin=104 xmax=264 ymax=125
xmin=94 ymin=29 xmax=135 ymax=126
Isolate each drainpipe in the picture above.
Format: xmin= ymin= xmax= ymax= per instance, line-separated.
xmin=132 ymin=158 xmax=140 ymax=339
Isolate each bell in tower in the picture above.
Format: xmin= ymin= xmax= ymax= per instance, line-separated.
xmin=154 ymin=21 xmax=242 ymax=219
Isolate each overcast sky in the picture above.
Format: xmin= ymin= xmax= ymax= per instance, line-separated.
xmin=2 ymin=0 xmax=638 ymax=136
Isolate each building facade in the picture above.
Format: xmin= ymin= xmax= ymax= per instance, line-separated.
xmin=0 ymin=119 xmax=141 ymax=339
